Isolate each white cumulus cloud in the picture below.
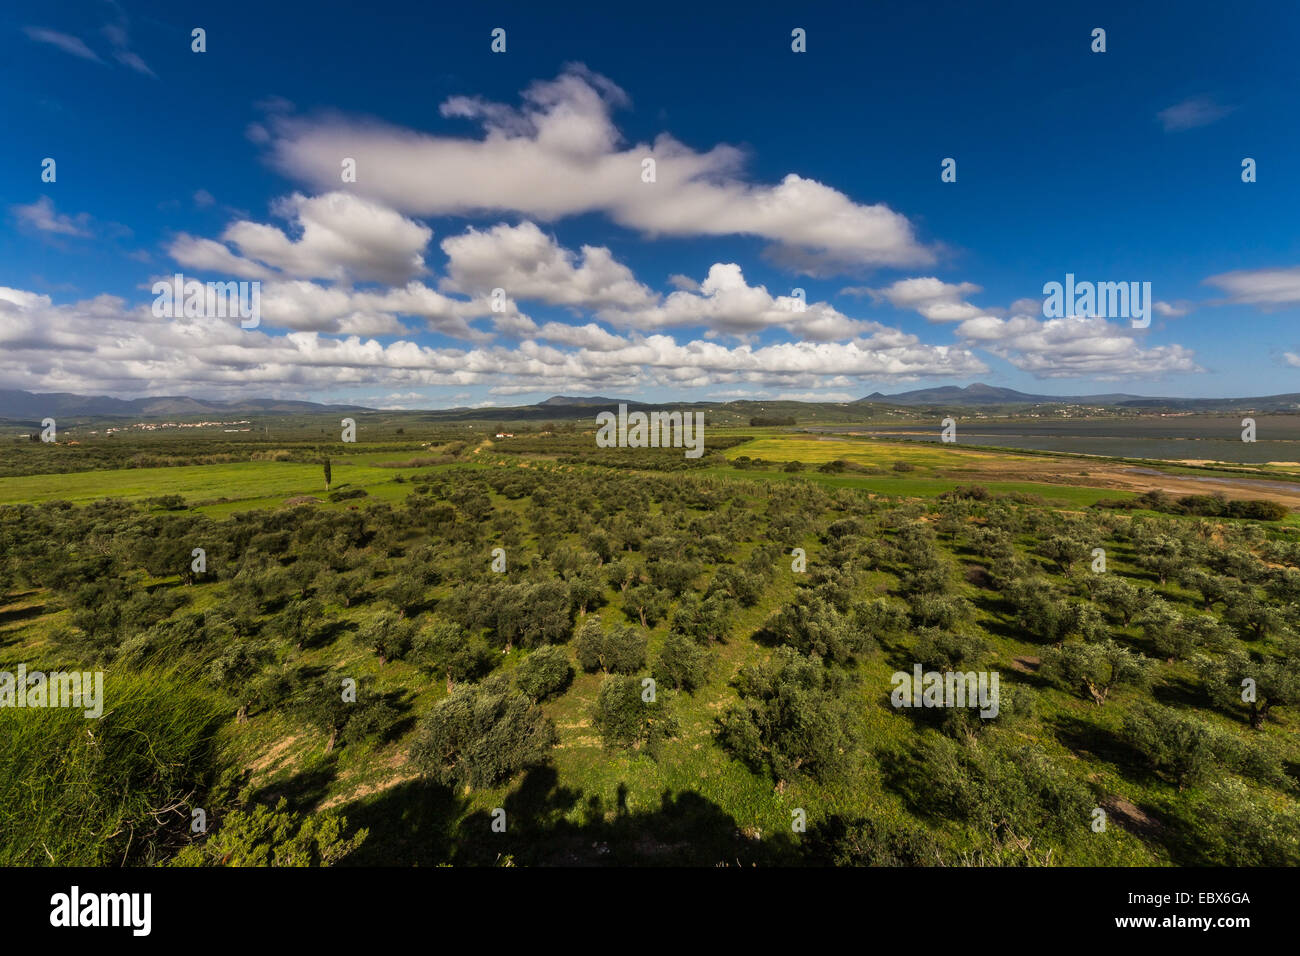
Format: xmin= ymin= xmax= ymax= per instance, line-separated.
xmin=266 ymin=65 xmax=933 ymax=274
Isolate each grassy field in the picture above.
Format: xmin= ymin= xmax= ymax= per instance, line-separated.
xmin=0 ymin=430 xmax=1242 ymax=518
xmin=3 ymin=427 xmax=1297 ymax=867
xmin=0 ymin=429 xmax=1271 ymax=514
xmin=0 ymin=457 xmax=407 ymax=508
xmin=705 ymin=465 xmax=1126 ymax=508
xmin=723 ymin=433 xmax=1031 ymax=468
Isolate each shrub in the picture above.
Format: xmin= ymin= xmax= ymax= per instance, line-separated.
xmin=763 ymin=594 xmax=871 ymax=665
xmin=172 ymin=796 xmax=366 ymax=866
xmin=904 ymin=737 xmax=1092 ymax=853
xmin=575 ymin=619 xmax=647 ymax=674
xmin=1173 ymin=778 xmax=1300 ymax=865
xmin=328 ymin=488 xmax=368 ymax=502
xmin=1041 ymin=639 xmax=1151 ymax=705
xmin=411 ymin=683 xmax=557 ymax=789
xmin=717 ymin=647 xmax=856 ymax=783
xmin=514 ymin=646 xmax=573 ymax=702
xmin=1120 ymin=702 xmax=1217 ymax=789
xmin=594 ymin=675 xmax=677 ymax=753
xmin=412 ymin=618 xmax=494 ymax=685
xmin=806 ymin=814 xmax=943 ymax=866
xmin=653 ymin=631 xmax=711 ymax=693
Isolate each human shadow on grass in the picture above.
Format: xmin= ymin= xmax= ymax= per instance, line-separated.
xmin=338 ymin=777 xmax=473 ymax=867
xmin=452 ymin=766 xmax=803 ymax=866
xmin=338 ymin=764 xmax=804 ymax=867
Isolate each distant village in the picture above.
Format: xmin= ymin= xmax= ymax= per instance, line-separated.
xmin=87 ymin=420 xmax=254 ymax=435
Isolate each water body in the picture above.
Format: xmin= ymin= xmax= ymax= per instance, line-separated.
xmin=804 ymin=416 xmax=1300 ymax=464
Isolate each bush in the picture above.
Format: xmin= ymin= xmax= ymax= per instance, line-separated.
xmin=909 ymin=594 xmax=972 ymax=631
xmin=1041 ymin=639 xmax=1151 ymax=705
xmin=806 ymin=814 xmax=943 ymax=866
xmin=669 ymin=592 xmax=732 ymax=644
xmin=173 ymin=796 xmax=366 ymax=866
xmin=594 ymin=675 xmax=677 ymax=753
xmin=360 ymin=609 xmax=415 ymax=664
xmin=291 ymin=676 xmax=399 ymax=752
xmin=1197 ymin=647 xmax=1300 ymax=729
xmin=1120 ymin=702 xmax=1216 ymax=789
xmin=708 ymin=566 xmax=764 ymax=607
xmin=904 ymin=737 xmax=1093 ymax=853
xmin=763 ymin=594 xmax=871 ymax=665
xmin=912 ymin=627 xmax=988 ymax=671
xmin=940 ymin=682 xmax=1036 ymax=740
xmin=653 ymin=631 xmax=711 ymax=693
xmin=513 ymin=646 xmax=573 ymax=702
xmin=146 ymin=494 xmax=188 ymax=511
xmin=717 ymin=646 xmax=856 ymax=783
xmin=939 ymin=484 xmax=987 ymax=501
xmin=412 ymin=618 xmax=495 ymax=685
xmin=1173 ymin=778 xmax=1300 ymax=865
xmin=575 ymin=619 xmax=647 ymax=674
xmin=328 ymin=488 xmax=368 ymax=502
xmin=411 ymin=682 xmax=557 ymax=789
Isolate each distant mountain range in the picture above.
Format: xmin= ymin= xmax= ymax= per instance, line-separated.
xmin=4 ymin=384 xmax=1300 ymax=424
xmin=858 ymin=383 xmax=1146 ymax=405
xmin=0 ymin=389 xmax=370 ymax=420
xmin=537 ymin=395 xmax=628 ymax=406
xmin=859 ymin=383 xmax=1300 ymax=410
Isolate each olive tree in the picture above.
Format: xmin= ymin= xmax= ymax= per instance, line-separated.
xmin=411 ymin=681 xmax=557 ymax=789
xmin=1041 ymin=639 xmax=1151 ymax=705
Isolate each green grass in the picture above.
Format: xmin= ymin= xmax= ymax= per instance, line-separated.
xmin=0 ymin=668 xmax=226 ymax=866
xmin=701 ymin=465 xmax=1128 ymax=508
xmin=724 ymin=434 xmax=1031 ymax=470
xmin=0 ymin=457 xmax=459 ymax=511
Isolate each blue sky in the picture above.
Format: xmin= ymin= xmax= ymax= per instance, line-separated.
xmin=3 ymin=0 xmax=1299 ymax=407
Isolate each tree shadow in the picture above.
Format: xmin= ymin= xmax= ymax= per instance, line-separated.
xmin=1049 ymin=712 xmax=1149 ymax=777
xmin=876 ymin=741 xmax=952 ymax=824
xmin=304 ymin=616 xmax=353 ymax=650
xmin=0 ymin=603 xmax=48 ymax=626
xmin=1150 ymin=673 xmax=1204 ymax=709
xmin=250 ymin=753 xmax=340 ymax=813
xmin=966 ymin=593 xmax=1023 ymax=642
